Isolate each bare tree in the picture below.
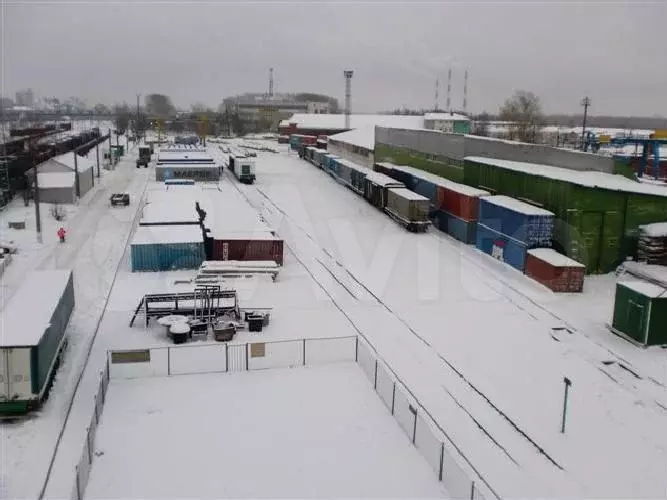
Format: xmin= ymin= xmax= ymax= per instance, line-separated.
xmin=471 ymin=112 xmax=491 ymax=137
xmin=145 ymin=94 xmax=175 ymax=118
xmin=114 ymin=104 xmax=131 ymax=134
xmin=499 ymin=90 xmax=544 ymax=143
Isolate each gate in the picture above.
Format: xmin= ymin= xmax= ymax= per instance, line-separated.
xmin=227 ymin=343 xmax=247 ymax=372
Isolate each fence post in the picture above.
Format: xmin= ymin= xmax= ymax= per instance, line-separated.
xmin=94 ymin=393 xmax=100 ymax=422
xmin=391 ymin=382 xmax=396 ymax=415
xmin=225 ymin=344 xmax=229 ymax=373
xmin=75 ymin=465 xmax=82 ymax=500
xmin=245 ymin=343 xmax=249 ymax=370
xmin=167 ymin=347 xmax=171 ymax=376
xmin=374 ymin=360 xmax=378 ymax=389
xmin=411 ymin=408 xmax=418 ymax=444
xmin=302 ymin=338 xmax=306 ymax=366
xmin=438 ymin=442 xmax=444 ymax=481
xmin=355 ymin=336 xmax=359 ymax=362
xmin=470 ymin=480 xmax=475 ymax=500
xmin=86 ymin=427 xmax=93 ymax=463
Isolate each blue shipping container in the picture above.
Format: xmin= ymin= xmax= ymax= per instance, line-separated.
xmin=478 ymin=196 xmax=553 ymax=247
xmin=476 ymin=223 xmax=528 ymax=272
xmin=131 ymin=242 xmax=205 ymax=272
xmin=434 ymin=210 xmax=477 ymax=244
xmin=412 ymin=177 xmax=437 ymax=207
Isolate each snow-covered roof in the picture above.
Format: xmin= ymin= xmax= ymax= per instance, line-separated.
xmin=377 ymin=162 xmax=490 ymax=197
xmin=618 ymin=280 xmax=667 ymax=299
xmin=52 ymin=152 xmax=95 ymax=172
xmin=141 ymin=201 xmax=200 ymax=225
xmin=131 ymin=225 xmax=203 ymax=245
xmin=388 ymin=187 xmax=430 ymax=201
xmin=0 ymin=270 xmax=73 ymax=347
xmin=336 ymin=158 xmax=372 ymax=174
xmin=37 ymin=172 xmax=75 ymax=188
xmin=424 ymin=112 xmax=470 ymax=122
xmin=329 ymin=127 xmax=376 ymax=150
xmin=527 ymin=248 xmax=585 ymax=268
xmin=280 ymin=113 xmax=425 ymax=132
xmin=639 ymin=222 xmax=667 ymax=238
xmin=157 ymin=151 xmax=213 ymax=163
xmin=365 ymin=171 xmax=405 ymax=188
xmin=211 ymin=231 xmax=278 ymax=241
xmin=155 ymin=162 xmax=218 ymax=169
xmin=483 ymin=195 xmax=555 ymax=217
xmin=465 ymin=156 xmax=667 ymax=198
xmin=203 ymin=190 xmax=274 ymax=239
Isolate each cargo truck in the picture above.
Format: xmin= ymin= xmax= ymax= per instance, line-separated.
xmin=0 ymin=270 xmax=75 ymax=416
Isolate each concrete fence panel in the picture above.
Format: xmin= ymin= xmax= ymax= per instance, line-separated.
xmin=169 ymin=343 xmax=227 ymax=375
xmin=357 ymin=338 xmax=376 ymax=384
xmin=441 ymin=442 xmax=475 ymax=500
xmin=393 ymin=382 xmax=417 ymax=441
xmin=414 ymin=412 xmax=444 ymax=477
xmin=375 ymin=361 xmax=395 ymax=411
xmin=247 ymin=340 xmax=303 ymax=370
xmin=304 ymin=336 xmax=356 ymax=365
xmin=108 ymin=348 xmax=168 ymax=379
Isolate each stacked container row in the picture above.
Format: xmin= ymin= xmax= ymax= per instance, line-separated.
xmin=476 ymin=196 xmax=555 ymax=272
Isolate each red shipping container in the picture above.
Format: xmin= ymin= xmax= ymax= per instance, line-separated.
xmin=212 ymin=237 xmax=284 ymax=266
xmin=436 ymin=184 xmax=489 ymax=222
xmin=525 ymin=249 xmax=585 ymax=293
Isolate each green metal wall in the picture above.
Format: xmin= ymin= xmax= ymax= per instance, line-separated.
xmin=612 ymin=284 xmax=667 ymax=345
xmin=453 ymin=122 xmax=471 ymax=134
xmin=648 ymin=296 xmax=667 ymax=345
xmin=375 ymin=143 xmax=465 ymax=183
xmin=463 ymin=159 xmax=667 ymax=274
xmin=612 ymin=283 xmax=650 ymax=343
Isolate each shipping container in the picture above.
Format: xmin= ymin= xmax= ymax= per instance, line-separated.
xmin=229 ymin=156 xmax=256 ymax=184
xmin=323 ymin=154 xmax=339 ymax=176
xmin=433 ymin=210 xmax=478 ymax=244
xmin=155 ymin=163 xmax=221 ymax=182
xmin=611 ymin=281 xmax=667 ymax=346
xmin=131 ymin=225 xmax=205 ymax=272
xmin=333 ymin=158 xmax=356 ymax=187
xmin=304 ymin=146 xmax=316 ymax=163
xmin=0 ymin=270 xmax=75 ymax=415
xmin=349 ymin=163 xmax=372 ymax=195
xmin=479 ymin=196 xmax=554 ymax=247
xmin=525 ymin=248 xmax=585 ymax=293
xmin=364 ymin=171 xmax=404 ymax=209
xmin=211 ymin=234 xmax=284 ymax=266
xmin=476 ymin=223 xmax=528 ymax=272
xmin=385 ymin=188 xmax=430 ymax=232
xmin=464 ymin=156 xmax=667 ymax=274
xmin=437 ymin=183 xmax=489 ymax=221
xmin=312 ymin=148 xmax=328 ymax=168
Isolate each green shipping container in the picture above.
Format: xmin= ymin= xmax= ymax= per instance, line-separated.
xmin=375 ymin=143 xmax=465 ymax=183
xmin=611 ymin=281 xmax=667 ymax=346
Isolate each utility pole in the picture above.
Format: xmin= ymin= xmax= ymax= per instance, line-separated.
xmin=136 ymin=93 xmax=141 ymax=142
xmin=108 ymin=128 xmax=113 ymax=166
xmin=434 ymin=78 xmax=439 ymax=111
xmin=446 ymin=67 xmax=452 ymax=113
xmin=561 ymin=377 xmax=572 ymax=433
xmin=96 ymin=141 xmax=100 ymax=178
xmin=580 ymin=96 xmax=591 ymax=151
xmin=34 ymin=166 xmax=42 ymax=243
xmin=74 ymin=152 xmax=80 ymax=198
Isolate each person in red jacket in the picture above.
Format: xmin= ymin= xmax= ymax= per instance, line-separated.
xmin=57 ymin=227 xmax=66 ymax=243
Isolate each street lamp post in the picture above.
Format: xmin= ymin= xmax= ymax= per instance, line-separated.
xmin=580 ymin=96 xmax=591 ymax=151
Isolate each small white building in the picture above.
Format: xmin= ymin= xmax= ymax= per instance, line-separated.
xmin=33 ymin=152 xmax=96 ymax=204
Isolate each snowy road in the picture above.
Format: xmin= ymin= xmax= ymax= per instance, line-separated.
xmin=1 ymin=148 xmax=150 ymax=500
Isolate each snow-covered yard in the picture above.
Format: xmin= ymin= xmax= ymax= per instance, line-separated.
xmin=85 ymin=363 xmax=447 ymax=499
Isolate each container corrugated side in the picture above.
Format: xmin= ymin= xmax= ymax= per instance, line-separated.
xmin=212 ymin=238 xmax=284 ymax=266
xmin=33 ymin=271 xmax=74 ymax=396
xmin=524 ymin=253 xmax=584 ymax=293
xmin=476 ymin=223 xmax=528 ymax=272
xmin=131 ymin=242 xmax=205 ymax=272
xmin=433 ymin=210 xmax=477 ymax=244
xmin=479 ymin=197 xmax=553 ymax=247
xmin=436 ymin=185 xmax=486 ymax=222
xmin=386 ymin=189 xmax=430 ymax=222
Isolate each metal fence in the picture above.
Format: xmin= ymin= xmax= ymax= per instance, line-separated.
xmin=106 ymin=336 xmax=357 ymax=379
xmin=70 ymin=362 xmax=110 ymax=500
xmin=356 ymin=337 xmax=499 ymax=500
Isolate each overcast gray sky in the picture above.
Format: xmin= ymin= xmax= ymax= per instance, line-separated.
xmin=2 ymin=0 xmax=665 ymax=116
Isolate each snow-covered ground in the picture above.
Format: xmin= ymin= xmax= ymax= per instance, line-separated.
xmin=1 ymin=143 xmax=149 ymax=500
xmin=6 ymin=139 xmax=666 ymax=500
xmin=214 ymin=142 xmax=667 ymax=499
xmin=85 ymin=363 xmax=446 ymax=499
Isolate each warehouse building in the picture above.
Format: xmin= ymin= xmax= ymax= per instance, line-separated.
xmin=279 ymin=114 xmax=425 ymax=138
xmin=423 ymin=112 xmax=471 ymax=134
xmin=32 ymin=152 xmax=95 ymax=203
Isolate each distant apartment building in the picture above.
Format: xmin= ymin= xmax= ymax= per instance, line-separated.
xmin=224 ymin=93 xmax=333 ymax=131
xmin=15 ymin=88 xmax=34 ymax=108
